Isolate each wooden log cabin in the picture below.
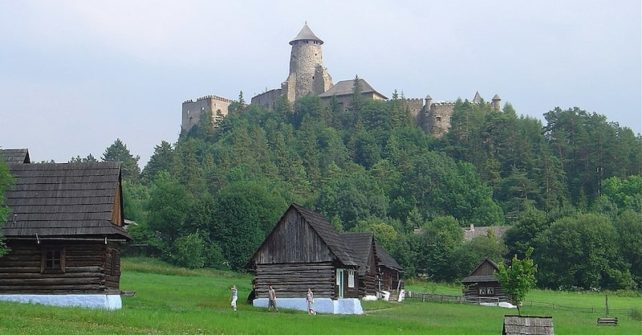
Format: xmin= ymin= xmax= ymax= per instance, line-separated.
xmin=461 ymin=258 xmax=507 ymax=303
xmin=248 ymin=204 xmax=403 ymax=303
xmin=0 ymin=152 xmax=130 ymax=309
xmin=247 ymin=204 xmax=359 ymax=299
xmin=341 ymin=232 xmax=378 ymax=297
xmin=374 ymin=241 xmax=403 ymax=292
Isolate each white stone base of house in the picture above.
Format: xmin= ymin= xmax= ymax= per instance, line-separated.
xmin=253 ymin=298 xmax=363 ymax=315
xmin=0 ymin=294 xmax=122 ymax=310
xmin=480 ymin=301 xmax=516 ymax=309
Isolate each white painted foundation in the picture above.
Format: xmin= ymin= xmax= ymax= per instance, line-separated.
xmin=253 ymin=297 xmax=363 ymax=315
xmin=0 ymin=294 xmax=122 ymax=310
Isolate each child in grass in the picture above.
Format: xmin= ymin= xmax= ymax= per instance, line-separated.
xmin=268 ymin=285 xmax=278 ymax=312
xmin=230 ymin=285 xmax=238 ymax=311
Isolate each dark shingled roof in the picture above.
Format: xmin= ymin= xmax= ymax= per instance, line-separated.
xmin=291 ymin=204 xmax=356 ymax=266
xmin=0 ymin=149 xmax=30 ymax=164
xmin=4 ymin=162 xmax=130 ymax=239
xmin=503 ymin=315 xmax=555 ymax=335
xmin=317 ymin=78 xmax=388 ymax=99
xmin=375 ymin=241 xmax=403 ymax=271
xmin=290 ymin=23 xmax=323 ymax=45
xmin=461 ymin=275 xmax=498 ymax=283
xmin=341 ymin=232 xmax=373 ymax=275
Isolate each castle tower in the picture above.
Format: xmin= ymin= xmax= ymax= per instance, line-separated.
xmin=491 ymin=94 xmax=501 ymax=111
xmin=282 ymin=23 xmax=333 ymax=102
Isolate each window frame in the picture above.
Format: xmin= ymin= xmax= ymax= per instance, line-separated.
xmin=41 ymin=247 xmax=66 ymax=274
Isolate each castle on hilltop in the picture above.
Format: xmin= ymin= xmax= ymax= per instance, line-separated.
xmin=182 ymin=23 xmax=503 ymax=137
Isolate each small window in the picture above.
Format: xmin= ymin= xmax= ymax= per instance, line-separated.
xmin=436 ymin=116 xmax=442 ymax=122
xmin=479 ymin=287 xmax=494 ymax=296
xmin=348 ymin=270 xmax=355 ymax=288
xmin=41 ymin=248 xmax=65 ymax=273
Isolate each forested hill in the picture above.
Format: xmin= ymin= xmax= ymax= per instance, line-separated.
xmin=95 ymin=93 xmax=641 ymax=290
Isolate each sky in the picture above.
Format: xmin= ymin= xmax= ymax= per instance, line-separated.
xmin=0 ymin=0 xmax=640 ymax=166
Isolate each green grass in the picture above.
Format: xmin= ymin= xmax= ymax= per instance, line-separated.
xmin=0 ymin=257 xmax=640 ymax=334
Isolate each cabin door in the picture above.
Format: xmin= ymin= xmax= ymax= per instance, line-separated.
xmin=336 ymin=268 xmax=345 ymax=299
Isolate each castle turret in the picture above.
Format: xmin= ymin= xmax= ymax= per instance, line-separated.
xmin=491 ymin=94 xmax=501 ymax=111
xmin=282 ymin=23 xmax=333 ymax=102
xmin=472 ymin=91 xmax=483 ymax=104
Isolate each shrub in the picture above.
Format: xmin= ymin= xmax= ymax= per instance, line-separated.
xmin=172 ymin=233 xmax=206 ymax=269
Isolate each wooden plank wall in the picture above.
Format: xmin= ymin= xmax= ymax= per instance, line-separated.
xmin=0 ymin=241 xmax=110 ymax=294
xmin=463 ymin=283 xmax=507 ymax=302
xmin=255 ymin=262 xmax=336 ymax=298
xmin=253 ymin=211 xmax=334 ymax=264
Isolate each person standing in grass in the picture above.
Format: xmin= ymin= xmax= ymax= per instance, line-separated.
xmin=230 ymin=285 xmax=238 ymax=311
xmin=306 ymin=288 xmax=316 ymax=315
xmin=268 ymin=285 xmax=278 ymax=312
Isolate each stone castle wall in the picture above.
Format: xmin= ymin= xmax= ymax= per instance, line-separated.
xmin=426 ymin=102 xmax=456 ymax=138
xmin=251 ymin=89 xmax=282 ymax=110
xmin=181 ymin=95 xmax=232 ymax=132
xmin=403 ymin=98 xmax=425 ymax=121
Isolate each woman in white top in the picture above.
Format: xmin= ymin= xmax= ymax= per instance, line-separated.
xmin=306 ymin=288 xmax=316 ymax=315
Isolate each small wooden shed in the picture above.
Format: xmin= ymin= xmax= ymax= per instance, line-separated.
xmin=0 ymin=159 xmax=130 ymax=308
xmin=375 ymin=241 xmax=403 ymax=291
xmin=341 ymin=232 xmax=378 ymax=296
xmin=462 ymin=258 xmax=507 ymax=303
xmin=503 ymin=315 xmax=554 ymax=335
xmin=247 ymin=204 xmax=359 ymax=299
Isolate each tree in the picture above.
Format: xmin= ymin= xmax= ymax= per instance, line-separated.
xmin=614 ymin=210 xmax=642 ymax=287
xmin=416 ymin=216 xmax=463 ymax=281
xmin=69 ymin=154 xmax=98 ymax=163
xmin=534 ymin=213 xmax=633 ymax=290
xmin=141 ymin=141 xmax=175 ymax=184
xmin=0 ymin=160 xmax=13 ymax=256
xmin=102 ymin=138 xmax=141 ymax=183
xmin=496 ymin=248 xmax=537 ymax=315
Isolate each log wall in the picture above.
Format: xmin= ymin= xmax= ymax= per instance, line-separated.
xmin=463 ymin=282 xmax=507 ymax=303
xmin=254 ymin=262 xmax=336 ymax=299
xmin=0 ymin=240 xmax=118 ymax=294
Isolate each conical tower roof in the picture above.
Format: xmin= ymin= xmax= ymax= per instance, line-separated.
xmin=290 ymin=23 xmax=324 ymax=45
xmin=472 ymin=91 xmax=483 ymax=103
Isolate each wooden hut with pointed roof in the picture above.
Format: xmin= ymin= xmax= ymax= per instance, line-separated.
xmin=0 ymin=156 xmax=130 ymax=309
xmin=461 ymin=258 xmax=507 ymax=303
xmin=248 ymin=204 xmax=359 ymax=299
xmin=375 ymin=241 xmax=404 ymax=291
xmin=341 ymin=232 xmax=378 ymax=297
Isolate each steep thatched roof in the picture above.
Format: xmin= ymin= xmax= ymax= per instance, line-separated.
xmin=503 ymin=315 xmax=554 ymax=335
xmin=341 ymin=232 xmax=373 ymax=275
xmin=4 ymin=162 xmax=130 ymax=239
xmin=0 ymin=149 xmax=30 ymax=164
xmin=375 ymin=241 xmax=403 ymax=271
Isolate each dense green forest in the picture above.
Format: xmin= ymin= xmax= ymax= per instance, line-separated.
xmin=71 ymin=90 xmax=642 ymax=290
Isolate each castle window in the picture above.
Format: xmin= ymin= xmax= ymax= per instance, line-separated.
xmin=436 ymin=116 xmax=442 ymax=122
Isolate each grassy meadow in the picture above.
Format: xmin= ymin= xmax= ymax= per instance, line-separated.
xmin=0 ymin=257 xmax=640 ymax=335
